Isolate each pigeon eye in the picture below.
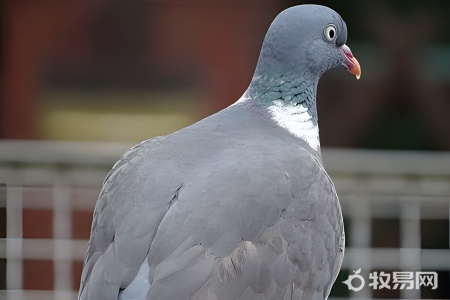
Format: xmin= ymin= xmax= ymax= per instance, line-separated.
xmin=324 ymin=25 xmax=337 ymax=42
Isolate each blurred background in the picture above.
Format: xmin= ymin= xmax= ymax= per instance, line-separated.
xmin=1 ymin=0 xmax=450 ymax=299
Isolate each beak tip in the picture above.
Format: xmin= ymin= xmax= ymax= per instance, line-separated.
xmin=348 ymin=59 xmax=361 ymax=80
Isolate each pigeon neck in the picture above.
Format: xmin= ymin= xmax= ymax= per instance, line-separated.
xmin=245 ymin=73 xmax=321 ymax=151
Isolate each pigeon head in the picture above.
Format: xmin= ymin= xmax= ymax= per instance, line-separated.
xmin=254 ymin=4 xmax=361 ymax=81
xmin=240 ymin=5 xmax=361 ymax=153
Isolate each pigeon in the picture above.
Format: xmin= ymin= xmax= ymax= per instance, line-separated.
xmin=79 ymin=4 xmax=361 ymax=300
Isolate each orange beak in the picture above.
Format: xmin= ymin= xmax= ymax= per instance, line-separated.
xmin=341 ymin=44 xmax=361 ymax=79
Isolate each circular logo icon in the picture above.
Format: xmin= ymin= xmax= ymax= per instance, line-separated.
xmin=342 ymin=268 xmax=365 ymax=292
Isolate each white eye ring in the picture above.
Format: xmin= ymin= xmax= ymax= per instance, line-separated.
xmin=324 ymin=24 xmax=337 ymax=42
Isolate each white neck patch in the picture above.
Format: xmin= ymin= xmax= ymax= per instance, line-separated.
xmin=268 ymin=100 xmax=320 ymax=151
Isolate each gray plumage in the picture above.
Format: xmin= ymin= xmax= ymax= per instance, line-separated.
xmin=79 ymin=4 xmax=360 ymax=300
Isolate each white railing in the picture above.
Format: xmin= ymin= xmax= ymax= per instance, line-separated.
xmin=1 ymin=141 xmax=449 ymax=300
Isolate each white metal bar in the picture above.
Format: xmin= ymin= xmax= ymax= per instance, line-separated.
xmin=0 ymin=142 xmax=449 ymax=176
xmin=0 ymin=140 xmax=130 ymax=166
xmin=342 ymin=248 xmax=450 ymax=269
xmin=7 ymin=238 xmax=87 ymax=261
xmin=0 ymin=289 xmax=77 ymax=300
xmin=346 ymin=194 xmax=372 ymax=300
xmin=400 ymin=200 xmax=421 ymax=257
xmin=14 ymin=238 xmax=450 ymax=270
xmin=6 ymin=186 xmax=23 ymax=290
xmin=400 ymin=200 xmax=421 ymax=299
xmin=53 ymin=179 xmax=73 ymax=291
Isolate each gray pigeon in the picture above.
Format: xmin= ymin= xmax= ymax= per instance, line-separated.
xmin=79 ymin=4 xmax=361 ymax=300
